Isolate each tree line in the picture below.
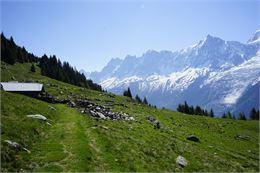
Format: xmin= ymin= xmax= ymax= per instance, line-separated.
xmin=222 ymin=108 xmax=259 ymax=120
xmin=123 ymin=87 xmax=156 ymax=108
xmin=177 ymin=101 xmax=214 ymax=117
xmin=1 ymin=33 xmax=102 ymax=91
xmin=1 ymin=33 xmax=38 ymax=64
xmin=39 ymin=55 xmax=102 ymax=91
xmin=177 ymin=101 xmax=259 ymax=120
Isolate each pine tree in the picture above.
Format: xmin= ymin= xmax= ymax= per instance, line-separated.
xmin=184 ymin=101 xmax=189 ymax=114
xmin=135 ymin=94 xmax=142 ymax=103
xmin=204 ymin=110 xmax=209 ymax=116
xmin=238 ymin=112 xmax=246 ymax=120
xmin=195 ymin=106 xmax=202 ymax=115
xmin=30 ymin=64 xmax=36 ymax=72
xmin=210 ymin=109 xmax=214 ymax=117
xmin=143 ymin=97 xmax=148 ymax=105
xmin=177 ymin=104 xmax=183 ymax=112
xmin=123 ymin=87 xmax=132 ymax=98
xmin=250 ymin=108 xmax=258 ymax=120
xmin=189 ymin=105 xmax=195 ymax=115
xmin=227 ymin=111 xmax=232 ymax=119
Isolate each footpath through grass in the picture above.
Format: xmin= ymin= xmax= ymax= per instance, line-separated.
xmin=28 ymin=104 xmax=93 ymax=172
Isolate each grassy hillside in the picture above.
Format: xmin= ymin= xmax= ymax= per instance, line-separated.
xmin=1 ymin=61 xmax=259 ymax=172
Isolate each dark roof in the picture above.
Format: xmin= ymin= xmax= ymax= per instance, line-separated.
xmin=0 ymin=82 xmax=43 ymax=92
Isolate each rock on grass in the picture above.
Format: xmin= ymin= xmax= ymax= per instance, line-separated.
xmin=187 ymin=135 xmax=200 ymax=142
xmin=176 ymin=155 xmax=188 ymax=167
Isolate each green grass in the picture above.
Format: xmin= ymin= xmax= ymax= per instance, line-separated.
xmin=1 ymin=61 xmax=259 ymax=172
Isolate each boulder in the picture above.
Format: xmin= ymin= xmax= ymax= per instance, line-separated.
xmin=187 ymin=135 xmax=200 ymax=142
xmin=176 ymin=155 xmax=188 ymax=167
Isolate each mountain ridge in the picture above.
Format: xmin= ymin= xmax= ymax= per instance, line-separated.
xmin=88 ymin=30 xmax=260 ymax=117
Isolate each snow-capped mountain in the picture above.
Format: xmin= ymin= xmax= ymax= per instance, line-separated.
xmin=89 ymin=30 xmax=260 ymax=117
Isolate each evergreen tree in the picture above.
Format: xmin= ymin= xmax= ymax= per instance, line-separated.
xmin=195 ymin=106 xmax=202 ymax=115
xmin=123 ymin=87 xmax=132 ymax=98
xmin=127 ymin=87 xmax=132 ymax=98
xmin=184 ymin=101 xmax=189 ymax=114
xmin=227 ymin=111 xmax=232 ymax=119
xmin=177 ymin=104 xmax=183 ymax=112
xmin=210 ymin=109 xmax=214 ymax=117
xmin=143 ymin=97 xmax=148 ymax=105
xmin=30 ymin=64 xmax=36 ymax=72
xmin=189 ymin=105 xmax=195 ymax=115
xmin=238 ymin=112 xmax=246 ymax=120
xmin=250 ymin=108 xmax=259 ymax=120
xmin=204 ymin=110 xmax=209 ymax=116
xmin=135 ymin=95 xmax=142 ymax=103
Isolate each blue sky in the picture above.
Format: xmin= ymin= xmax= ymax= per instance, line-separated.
xmin=1 ymin=0 xmax=260 ymax=72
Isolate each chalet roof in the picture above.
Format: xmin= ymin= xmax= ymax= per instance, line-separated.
xmin=0 ymin=82 xmax=43 ymax=92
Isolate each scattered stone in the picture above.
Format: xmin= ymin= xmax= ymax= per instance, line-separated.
xmin=37 ymin=93 xmax=70 ymax=104
xmin=50 ymin=83 xmax=58 ymax=87
xmin=126 ymin=116 xmax=135 ymax=121
xmin=100 ymin=126 xmax=109 ymax=130
xmin=4 ymin=140 xmax=31 ymax=153
xmin=146 ymin=116 xmax=161 ymax=129
xmin=27 ymin=114 xmax=47 ymax=121
xmin=176 ymin=155 xmax=188 ymax=167
xmin=22 ymin=147 xmax=31 ymax=153
xmin=147 ymin=116 xmax=156 ymax=122
xmin=75 ymin=99 xmax=134 ymax=121
xmin=155 ymin=121 xmax=161 ymax=129
xmin=4 ymin=140 xmax=21 ymax=149
xmin=59 ymin=91 xmax=63 ymax=94
xmin=68 ymin=101 xmax=76 ymax=107
xmin=96 ymin=112 xmax=107 ymax=119
xmin=187 ymin=135 xmax=200 ymax=142
xmin=48 ymin=106 xmax=56 ymax=110
xmin=235 ymin=135 xmax=250 ymax=141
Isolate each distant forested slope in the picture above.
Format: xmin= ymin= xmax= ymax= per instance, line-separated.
xmin=1 ymin=33 xmax=102 ymax=91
